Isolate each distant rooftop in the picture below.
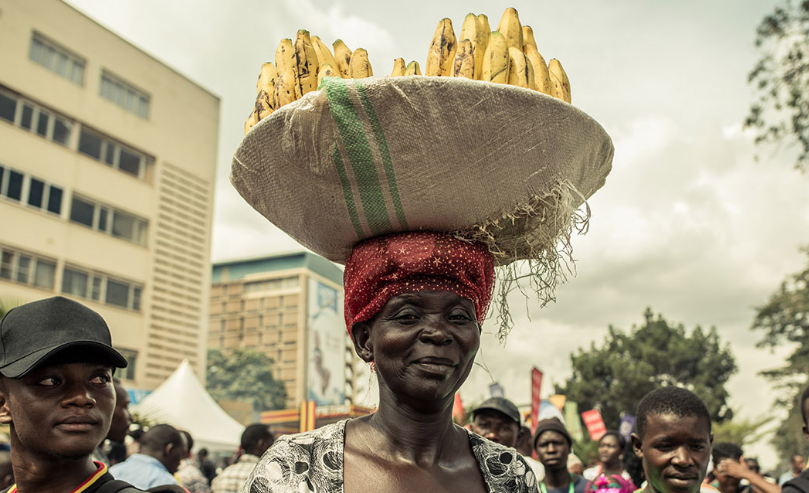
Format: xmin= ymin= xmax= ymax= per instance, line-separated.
xmin=212 ymin=251 xmax=343 ymax=286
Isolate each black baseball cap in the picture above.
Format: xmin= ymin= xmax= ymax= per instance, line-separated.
xmin=473 ymin=397 xmax=521 ymax=425
xmin=533 ymin=417 xmax=572 ymax=448
xmin=0 ymin=296 xmax=127 ymax=378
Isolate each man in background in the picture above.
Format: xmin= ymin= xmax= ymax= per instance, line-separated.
xmin=533 ymin=417 xmax=587 ymax=493
xmin=110 ymin=423 xmax=187 ymax=489
xmin=781 ymin=385 xmax=809 ymax=493
xmin=471 ymin=397 xmax=544 ymax=478
xmin=178 ymin=430 xmax=210 ymax=493
xmin=780 ymin=455 xmax=807 ymax=486
xmin=197 ymin=448 xmax=217 ymax=484
xmin=212 ymin=424 xmax=274 ymax=493
xmin=94 ymin=378 xmax=132 ymax=466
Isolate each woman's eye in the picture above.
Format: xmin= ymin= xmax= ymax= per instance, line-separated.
xmin=392 ymin=312 xmax=418 ymax=322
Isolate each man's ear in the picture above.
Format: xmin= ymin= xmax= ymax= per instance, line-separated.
xmin=164 ymin=442 xmax=174 ymax=458
xmin=630 ymin=432 xmax=643 ymax=459
xmin=0 ymin=387 xmax=11 ymax=426
xmin=351 ymin=323 xmax=373 ymax=363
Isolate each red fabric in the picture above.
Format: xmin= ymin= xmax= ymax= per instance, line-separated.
xmin=343 ymin=232 xmax=495 ymax=335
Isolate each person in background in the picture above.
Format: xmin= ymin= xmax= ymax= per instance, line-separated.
xmin=583 ymin=430 xmax=636 ymax=493
xmin=517 ymin=425 xmax=546 ymax=481
xmin=110 ymin=423 xmax=187 ymax=489
xmin=471 ymin=397 xmax=544 ymax=480
xmin=781 ymin=384 xmax=809 ymax=493
xmin=710 ymin=442 xmax=780 ymax=493
xmin=212 ymin=424 xmax=274 ymax=493
xmin=0 ymin=450 xmax=13 ymax=490
xmin=568 ymin=454 xmax=584 ymax=476
xmin=94 ymin=378 xmax=132 ymax=466
xmin=534 ymin=417 xmax=588 ymax=493
xmin=177 ymin=430 xmax=210 ymax=493
xmin=631 ymin=387 xmax=712 ymax=493
xmin=197 ymin=448 xmax=217 ymax=484
xmin=0 ymin=296 xmax=129 ymax=493
xmin=780 ymin=456 xmax=806 ymax=486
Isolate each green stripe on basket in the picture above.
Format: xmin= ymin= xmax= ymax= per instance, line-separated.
xmin=354 ymin=81 xmax=409 ymax=230
xmin=323 ymin=78 xmax=391 ymax=235
xmin=331 ymin=143 xmax=365 ymax=240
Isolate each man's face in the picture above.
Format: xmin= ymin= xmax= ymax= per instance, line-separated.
xmin=107 ymin=381 xmax=132 ymax=442
xmin=0 ymin=362 xmax=115 ymax=460
xmin=164 ymin=435 xmax=189 ymax=474
xmin=632 ymin=413 xmax=712 ymax=493
xmin=714 ymin=458 xmax=742 ymax=490
xmin=535 ymin=430 xmax=570 ymax=471
xmin=471 ymin=409 xmax=520 ymax=448
xmin=792 ymin=455 xmax=806 ymax=473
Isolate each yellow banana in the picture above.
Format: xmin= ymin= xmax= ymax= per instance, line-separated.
xmin=497 ymin=7 xmax=523 ymax=51
xmin=349 ymin=48 xmax=373 ymax=78
xmin=405 ymin=60 xmax=422 ymax=76
xmin=481 ymin=31 xmax=509 ymax=84
xmin=332 ymin=39 xmax=352 ymax=78
xmin=317 ymin=63 xmax=338 ymax=89
xmin=274 ymin=70 xmax=297 ymax=109
xmin=522 ymin=26 xmax=537 ymax=51
xmin=256 ymin=62 xmax=277 ymax=98
xmin=255 ymin=90 xmax=273 ymax=120
xmin=293 ymin=30 xmax=319 ymax=99
xmin=548 ymin=59 xmax=571 ymax=103
xmin=391 ymin=58 xmax=406 ymax=77
xmin=460 ymin=13 xmax=490 ymax=80
xmin=549 ymin=71 xmax=569 ymax=102
xmin=244 ymin=109 xmax=259 ymax=135
xmin=425 ymin=18 xmax=457 ymax=76
xmin=524 ymin=44 xmax=551 ymax=94
xmin=311 ymin=36 xmax=338 ymax=73
xmin=275 ymin=39 xmax=295 ymax=75
xmin=452 ymin=39 xmax=475 ymax=79
xmin=508 ymin=47 xmax=534 ymax=89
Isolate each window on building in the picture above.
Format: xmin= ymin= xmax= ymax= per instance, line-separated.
xmin=100 ymin=72 xmax=149 ymax=118
xmin=29 ymin=33 xmax=85 ymax=85
xmin=68 ymin=195 xmax=148 ymax=246
xmin=77 ymin=127 xmax=149 ymax=180
xmin=0 ymin=165 xmax=63 ymax=215
xmin=61 ymin=265 xmax=143 ymax=311
xmin=0 ymin=90 xmax=73 ymax=146
xmin=116 ymin=348 xmax=137 ymax=381
xmin=0 ymin=245 xmax=56 ymax=291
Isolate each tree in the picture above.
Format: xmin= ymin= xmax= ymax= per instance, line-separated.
xmin=750 ymin=248 xmax=809 ymax=464
xmin=746 ymin=0 xmax=809 ymax=173
xmin=556 ymin=309 xmax=737 ymax=430
xmin=206 ymin=348 xmax=287 ymax=412
xmin=711 ymin=416 xmax=771 ymax=448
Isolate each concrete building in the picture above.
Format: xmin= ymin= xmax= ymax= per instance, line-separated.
xmin=0 ymin=0 xmax=219 ymax=392
xmin=209 ymin=253 xmax=359 ymax=409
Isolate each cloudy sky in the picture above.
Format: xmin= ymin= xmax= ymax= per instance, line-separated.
xmin=66 ymin=0 xmax=809 ymax=468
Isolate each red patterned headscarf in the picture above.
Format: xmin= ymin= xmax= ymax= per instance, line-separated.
xmin=343 ymin=232 xmax=496 ymax=335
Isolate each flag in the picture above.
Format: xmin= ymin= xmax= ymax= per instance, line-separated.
xmin=565 ymin=402 xmax=584 ymax=441
xmin=549 ymin=394 xmax=566 ymax=411
xmin=581 ymin=409 xmax=607 ymax=441
xmin=489 ymin=382 xmax=504 ymax=398
xmin=452 ymin=392 xmax=466 ymax=423
xmin=619 ymin=414 xmax=636 ymax=441
xmin=530 ymin=367 xmax=543 ymax=432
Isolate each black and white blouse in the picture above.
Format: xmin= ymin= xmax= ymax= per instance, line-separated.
xmin=240 ymin=419 xmax=539 ymax=493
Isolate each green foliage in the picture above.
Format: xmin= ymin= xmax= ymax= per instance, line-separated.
xmin=206 ymin=348 xmax=287 ymax=412
xmin=572 ymin=436 xmax=598 ymax=466
xmin=556 ymin=309 xmax=737 ymax=430
xmin=746 ymin=0 xmax=809 ymax=173
xmin=711 ymin=416 xmax=772 ymax=447
xmin=750 ymin=248 xmax=809 ymax=464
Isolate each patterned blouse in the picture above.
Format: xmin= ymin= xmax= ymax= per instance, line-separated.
xmin=239 ymin=419 xmax=538 ymax=493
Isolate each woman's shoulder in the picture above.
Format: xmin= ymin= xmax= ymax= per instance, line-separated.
xmin=466 ymin=428 xmax=539 ymax=493
xmin=241 ymin=420 xmax=348 ymax=493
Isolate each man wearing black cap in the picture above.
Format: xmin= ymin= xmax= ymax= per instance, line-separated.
xmin=0 ymin=296 xmax=130 ymax=493
xmin=534 ymin=417 xmax=587 ymax=493
xmin=471 ymin=397 xmax=544 ymax=478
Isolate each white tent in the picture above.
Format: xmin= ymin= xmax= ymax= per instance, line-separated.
xmin=132 ymin=359 xmax=244 ymax=452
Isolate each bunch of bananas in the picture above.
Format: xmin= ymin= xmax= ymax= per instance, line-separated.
xmin=244 ymin=7 xmax=571 ymax=134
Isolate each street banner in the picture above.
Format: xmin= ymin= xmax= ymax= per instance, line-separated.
xmin=540 ymin=400 xmax=566 ymax=422
xmin=489 ymin=382 xmax=504 ymax=398
xmin=619 ymin=414 xmax=636 ymax=441
xmin=531 ymin=367 xmax=543 ymax=432
xmin=581 ymin=409 xmax=607 ymax=441
xmin=549 ymin=394 xmax=566 ymax=411
xmin=565 ymin=401 xmax=584 ymax=441
xmin=452 ymin=392 xmax=466 ymax=424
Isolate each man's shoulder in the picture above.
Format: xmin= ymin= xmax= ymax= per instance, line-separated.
xmin=782 ymin=470 xmax=809 ymax=493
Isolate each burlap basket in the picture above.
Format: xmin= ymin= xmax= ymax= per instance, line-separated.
xmin=232 ymin=76 xmax=613 ymax=329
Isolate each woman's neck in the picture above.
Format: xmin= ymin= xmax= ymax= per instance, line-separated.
xmin=602 ymin=460 xmax=623 ymax=476
xmin=12 ymin=452 xmax=99 ymax=493
xmin=544 ymin=467 xmax=571 ymax=489
xmin=366 ymin=387 xmax=461 ymax=466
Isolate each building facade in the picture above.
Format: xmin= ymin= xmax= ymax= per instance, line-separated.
xmin=209 ymin=253 xmax=360 ymax=409
xmin=0 ymin=0 xmax=219 ymax=391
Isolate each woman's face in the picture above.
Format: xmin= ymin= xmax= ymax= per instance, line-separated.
xmin=599 ymin=434 xmax=623 ymax=464
xmin=358 ymin=291 xmax=480 ymax=406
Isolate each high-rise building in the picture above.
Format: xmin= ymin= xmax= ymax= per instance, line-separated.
xmin=209 ymin=253 xmax=360 ymax=409
xmin=0 ymin=0 xmax=220 ymax=392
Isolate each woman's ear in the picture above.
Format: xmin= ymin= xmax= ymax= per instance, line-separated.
xmin=351 ymin=322 xmax=374 ymax=363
